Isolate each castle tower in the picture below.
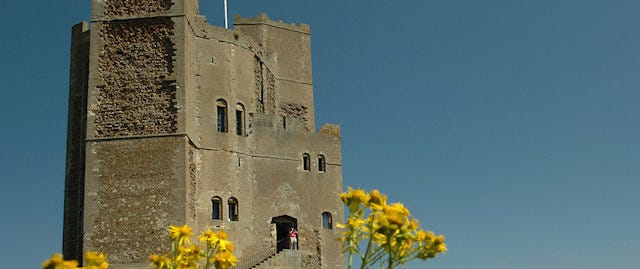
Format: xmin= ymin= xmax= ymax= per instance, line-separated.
xmin=64 ymin=1 xmax=345 ymax=268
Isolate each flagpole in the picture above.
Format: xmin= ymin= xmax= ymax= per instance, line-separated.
xmin=224 ymin=0 xmax=228 ymax=29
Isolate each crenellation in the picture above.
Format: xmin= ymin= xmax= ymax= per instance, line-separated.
xmin=104 ymin=0 xmax=173 ymax=17
xmin=234 ymin=13 xmax=311 ymax=35
xmin=318 ymin=124 xmax=341 ymax=140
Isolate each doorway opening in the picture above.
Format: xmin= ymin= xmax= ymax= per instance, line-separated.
xmin=271 ymin=215 xmax=297 ymax=251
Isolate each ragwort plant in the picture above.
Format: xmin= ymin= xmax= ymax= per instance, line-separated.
xmin=150 ymin=224 xmax=237 ymax=269
xmin=42 ymin=252 xmax=108 ymax=269
xmin=339 ymin=187 xmax=447 ymax=269
xmin=42 ymin=225 xmax=237 ymax=269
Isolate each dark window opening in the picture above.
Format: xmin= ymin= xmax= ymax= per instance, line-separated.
xmin=228 ymin=197 xmax=239 ymax=221
xmin=211 ymin=196 xmax=222 ymax=220
xmin=217 ymin=99 xmax=227 ymax=132
xmin=235 ymin=104 xmax=245 ymax=136
xmin=302 ymin=153 xmax=310 ymax=171
xmin=322 ymin=212 xmax=333 ymax=229
xmin=318 ymin=155 xmax=326 ymax=172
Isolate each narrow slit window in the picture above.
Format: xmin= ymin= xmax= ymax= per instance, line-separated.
xmin=322 ymin=212 xmax=333 ymax=229
xmin=318 ymin=155 xmax=326 ymax=172
xmin=302 ymin=153 xmax=311 ymax=171
xmin=236 ymin=103 xmax=245 ymax=136
xmin=216 ymin=99 xmax=228 ymax=133
xmin=228 ymin=197 xmax=239 ymax=221
xmin=211 ymin=196 xmax=222 ymax=220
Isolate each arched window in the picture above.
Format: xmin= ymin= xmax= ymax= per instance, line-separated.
xmin=228 ymin=197 xmax=239 ymax=221
xmin=302 ymin=153 xmax=311 ymax=171
xmin=216 ymin=99 xmax=228 ymax=132
xmin=318 ymin=155 xmax=326 ymax=172
xmin=322 ymin=212 xmax=333 ymax=229
xmin=235 ymin=103 xmax=245 ymax=136
xmin=211 ymin=196 xmax=222 ymax=220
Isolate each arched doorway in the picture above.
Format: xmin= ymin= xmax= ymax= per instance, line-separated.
xmin=271 ymin=215 xmax=297 ymax=251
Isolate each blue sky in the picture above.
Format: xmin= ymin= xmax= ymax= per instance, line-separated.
xmin=1 ymin=1 xmax=639 ymax=268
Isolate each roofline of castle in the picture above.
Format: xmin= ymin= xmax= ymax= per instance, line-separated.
xmin=234 ymin=13 xmax=310 ymax=35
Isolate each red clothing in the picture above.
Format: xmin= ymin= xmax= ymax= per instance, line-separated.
xmin=289 ymin=230 xmax=298 ymax=237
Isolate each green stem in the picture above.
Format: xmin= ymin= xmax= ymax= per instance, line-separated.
xmin=367 ymin=248 xmax=386 ymax=266
xmin=203 ymin=245 xmax=212 ymax=269
xmin=360 ymin=230 xmax=375 ymax=269
xmin=387 ymin=237 xmax=394 ymax=269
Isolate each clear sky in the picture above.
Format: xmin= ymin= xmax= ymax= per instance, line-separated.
xmin=1 ymin=1 xmax=639 ymax=268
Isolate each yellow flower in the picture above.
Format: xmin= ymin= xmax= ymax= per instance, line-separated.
xmin=61 ymin=260 xmax=79 ymax=269
xmin=340 ymin=187 xmax=370 ymax=212
xmin=339 ymin=187 xmax=448 ymax=268
xmin=437 ymin=243 xmax=448 ymax=253
xmin=367 ymin=189 xmax=387 ymax=209
xmin=150 ymin=254 xmax=170 ymax=269
xmin=169 ymin=225 xmax=192 ymax=246
xmin=434 ymin=235 xmax=445 ymax=245
xmin=213 ymin=250 xmax=238 ymax=269
xmin=84 ymin=251 xmax=108 ymax=269
xmin=217 ymin=239 xmax=234 ymax=252
xmin=42 ymin=253 xmax=79 ymax=269
xmin=215 ymin=230 xmax=228 ymax=240
xmin=199 ymin=229 xmax=218 ymax=244
xmin=42 ymin=253 xmax=64 ymax=269
xmin=416 ymin=229 xmax=435 ymax=243
xmin=341 ymin=216 xmax=368 ymax=230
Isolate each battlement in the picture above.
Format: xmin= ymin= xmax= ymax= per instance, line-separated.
xmin=318 ymin=124 xmax=341 ymax=140
xmin=234 ymin=13 xmax=311 ymax=34
xmin=90 ymin=0 xmax=199 ymax=21
xmin=250 ymin=113 xmax=341 ymax=139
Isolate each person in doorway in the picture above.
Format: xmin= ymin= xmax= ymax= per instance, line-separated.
xmin=288 ymin=227 xmax=299 ymax=250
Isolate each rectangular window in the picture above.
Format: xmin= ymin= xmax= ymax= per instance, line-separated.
xmin=229 ymin=204 xmax=238 ymax=221
xmin=236 ymin=110 xmax=244 ymax=135
xmin=228 ymin=197 xmax=239 ymax=221
xmin=217 ymin=106 xmax=226 ymax=132
xmin=322 ymin=212 xmax=333 ymax=229
xmin=303 ymin=154 xmax=310 ymax=171
xmin=318 ymin=156 xmax=326 ymax=172
xmin=212 ymin=197 xmax=222 ymax=220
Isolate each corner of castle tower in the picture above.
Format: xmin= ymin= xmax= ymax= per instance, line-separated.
xmin=318 ymin=124 xmax=341 ymax=140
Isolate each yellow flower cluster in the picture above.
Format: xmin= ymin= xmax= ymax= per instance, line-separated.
xmin=42 ymin=252 xmax=109 ymax=269
xmin=338 ymin=187 xmax=447 ymax=269
xmin=151 ymin=225 xmax=238 ymax=269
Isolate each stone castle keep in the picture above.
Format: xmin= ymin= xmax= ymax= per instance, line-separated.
xmin=64 ymin=0 xmax=345 ymax=268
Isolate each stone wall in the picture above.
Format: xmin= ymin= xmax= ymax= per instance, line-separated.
xmin=95 ymin=18 xmax=177 ymax=137
xmin=279 ymin=103 xmax=309 ymax=128
xmin=86 ymin=137 xmax=185 ymax=264
xmin=253 ymin=58 xmax=277 ymax=114
xmin=63 ymin=22 xmax=91 ymax=261
xmin=104 ymin=0 xmax=172 ymax=17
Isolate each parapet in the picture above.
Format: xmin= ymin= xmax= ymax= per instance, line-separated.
xmin=250 ymin=114 xmax=341 ymax=140
xmin=234 ymin=13 xmax=310 ymax=34
xmin=318 ymin=124 xmax=341 ymax=140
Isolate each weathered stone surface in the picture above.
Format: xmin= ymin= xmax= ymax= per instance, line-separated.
xmin=95 ymin=18 xmax=177 ymax=137
xmin=105 ymin=0 xmax=172 ymax=17
xmin=87 ymin=137 xmax=184 ymax=264
xmin=63 ymin=21 xmax=91 ymax=261
xmin=280 ymin=103 xmax=309 ymax=127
